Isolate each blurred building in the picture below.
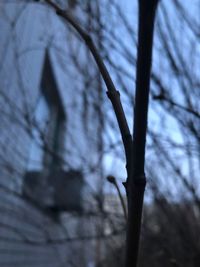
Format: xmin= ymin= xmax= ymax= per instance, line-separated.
xmin=0 ymin=1 xmax=105 ymax=266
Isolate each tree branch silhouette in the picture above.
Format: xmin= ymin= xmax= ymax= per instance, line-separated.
xmin=40 ymin=1 xmax=159 ymax=266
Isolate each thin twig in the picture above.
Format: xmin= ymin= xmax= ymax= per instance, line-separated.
xmin=43 ymin=0 xmax=133 ymax=169
xmin=107 ymin=175 xmax=127 ymax=221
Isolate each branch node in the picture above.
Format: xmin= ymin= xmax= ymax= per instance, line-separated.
xmin=107 ymin=175 xmax=116 ymax=184
xmin=106 ymin=90 xmax=120 ymax=100
xmin=84 ymin=34 xmax=92 ymax=44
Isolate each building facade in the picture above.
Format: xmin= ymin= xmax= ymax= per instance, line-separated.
xmin=0 ymin=1 xmax=105 ymax=266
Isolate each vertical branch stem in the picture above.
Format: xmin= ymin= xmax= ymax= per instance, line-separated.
xmin=125 ymin=1 xmax=159 ymax=266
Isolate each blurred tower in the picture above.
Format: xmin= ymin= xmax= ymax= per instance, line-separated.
xmin=0 ymin=1 xmax=104 ymax=267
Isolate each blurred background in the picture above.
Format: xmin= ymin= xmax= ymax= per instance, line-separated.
xmin=0 ymin=0 xmax=199 ymax=266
